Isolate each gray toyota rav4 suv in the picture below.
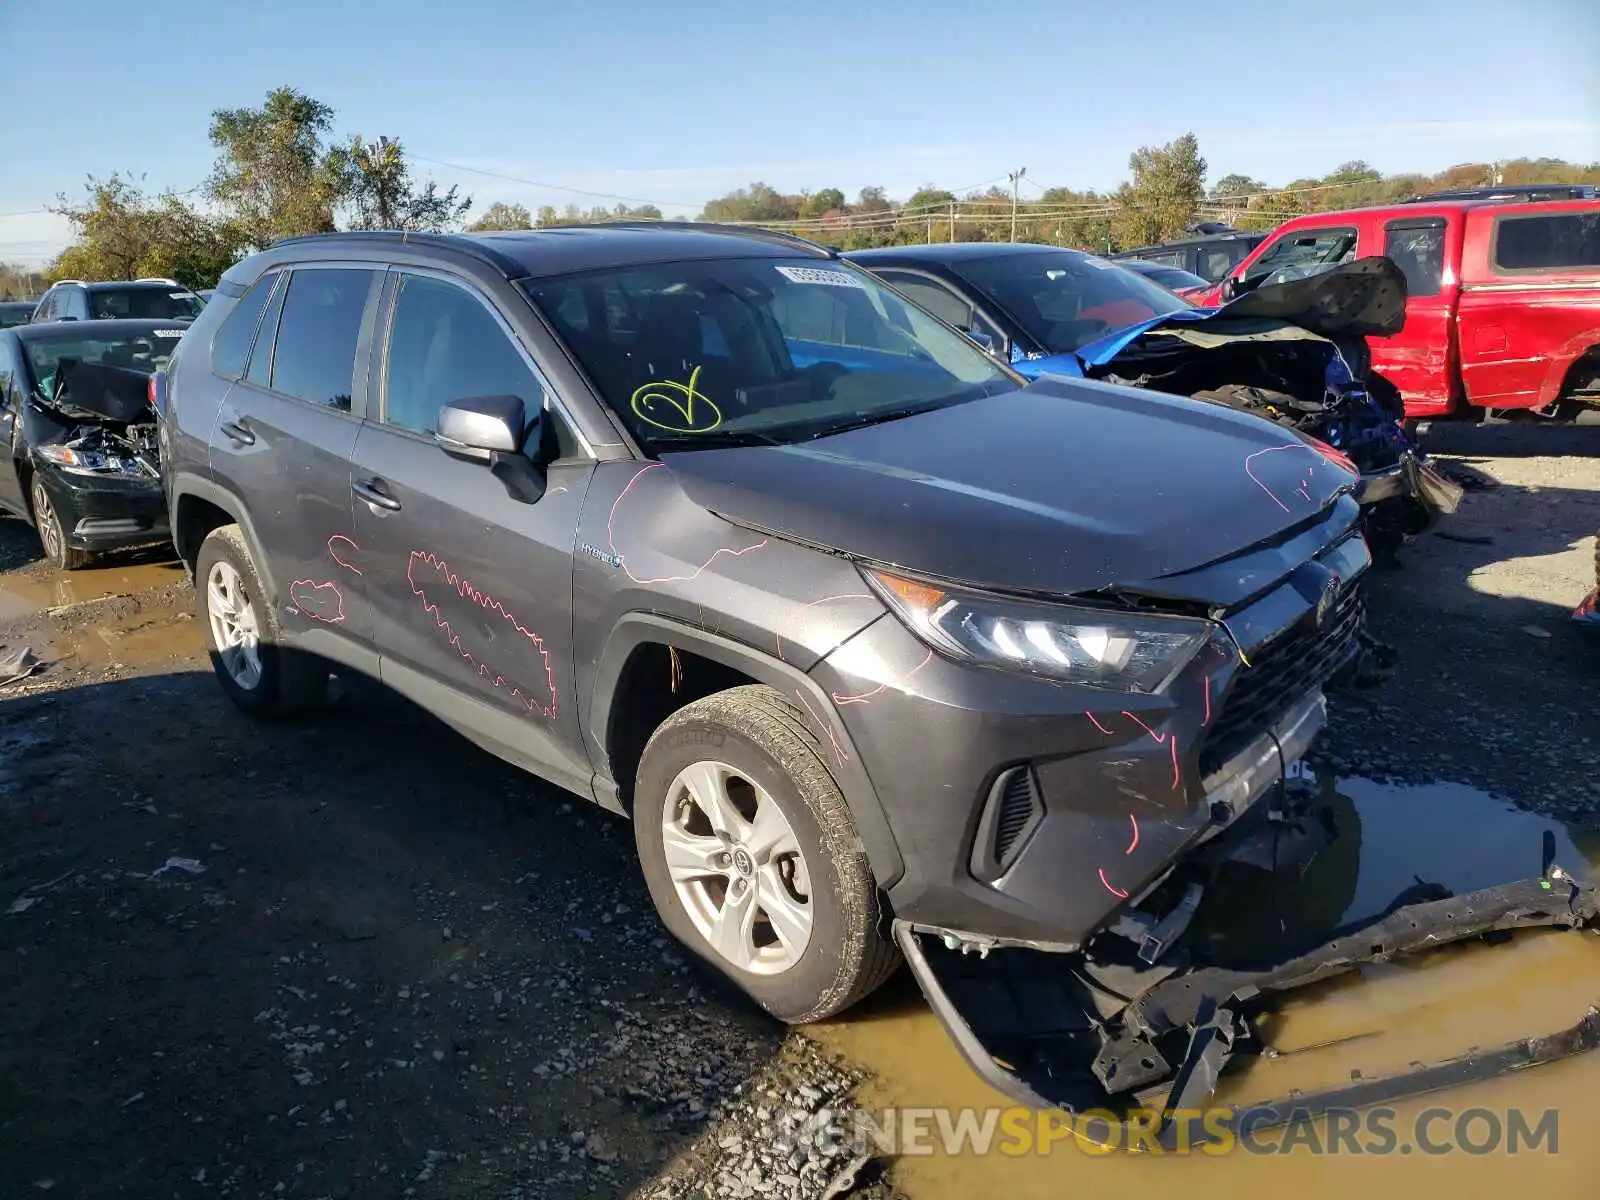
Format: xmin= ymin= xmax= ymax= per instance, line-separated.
xmin=159 ymin=224 xmax=1380 ymax=1115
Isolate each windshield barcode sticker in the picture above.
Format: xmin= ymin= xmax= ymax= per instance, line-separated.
xmin=153 ymin=329 xmax=187 ymax=338
xmin=775 ymin=266 xmax=867 ymax=289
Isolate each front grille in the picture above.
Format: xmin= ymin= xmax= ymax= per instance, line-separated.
xmin=1199 ymin=583 xmax=1365 ymax=776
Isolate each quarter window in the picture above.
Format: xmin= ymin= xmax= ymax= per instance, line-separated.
xmin=1493 ymin=212 xmax=1600 ymax=272
xmin=266 ymin=268 xmax=376 ymax=409
xmin=210 ymin=273 xmax=279 ymax=379
xmin=381 ymin=274 xmax=544 ymax=437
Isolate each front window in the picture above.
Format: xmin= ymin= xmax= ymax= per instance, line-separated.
xmin=522 ymin=257 xmax=1012 ymax=452
xmin=89 ymin=286 xmax=205 ymax=321
xmin=950 ymin=249 xmax=1187 ymax=354
xmin=20 ymin=328 xmax=184 ymax=398
xmin=1241 ymin=227 xmax=1359 ymax=287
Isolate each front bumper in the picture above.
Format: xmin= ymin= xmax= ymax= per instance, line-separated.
xmin=36 ymin=464 xmax=169 ymax=552
xmin=811 ymin=510 xmax=1374 ymax=950
xmin=895 ymin=860 xmax=1600 ymax=1148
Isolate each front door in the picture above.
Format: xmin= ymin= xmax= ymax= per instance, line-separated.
xmin=208 ymin=264 xmax=383 ymax=655
xmin=0 ymin=336 xmax=26 ymax=516
xmin=346 ymin=268 xmax=594 ymax=793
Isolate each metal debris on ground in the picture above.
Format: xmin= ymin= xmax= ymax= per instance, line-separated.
xmin=0 ymin=645 xmax=44 ymax=687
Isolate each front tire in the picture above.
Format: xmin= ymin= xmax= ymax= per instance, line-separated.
xmin=31 ymin=477 xmax=90 ymax=571
xmin=634 ymin=684 xmax=900 ymax=1023
xmin=195 ymin=524 xmax=326 ymax=719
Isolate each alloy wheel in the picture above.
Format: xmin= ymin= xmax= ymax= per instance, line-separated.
xmin=206 ymin=559 xmax=263 ymax=691
xmin=32 ymin=480 xmax=63 ymax=566
xmin=661 ymin=759 xmax=814 ymax=975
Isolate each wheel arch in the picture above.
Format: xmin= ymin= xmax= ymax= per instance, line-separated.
xmin=590 ymin=612 xmax=904 ymax=889
xmin=170 ymin=473 xmax=280 ymax=600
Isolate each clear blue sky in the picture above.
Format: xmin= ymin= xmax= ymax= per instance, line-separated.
xmin=3 ymin=0 xmax=1596 ymax=265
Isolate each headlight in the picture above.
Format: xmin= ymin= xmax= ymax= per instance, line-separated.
xmin=863 ymin=567 xmax=1211 ymax=693
xmin=35 ymin=443 xmax=153 ymax=478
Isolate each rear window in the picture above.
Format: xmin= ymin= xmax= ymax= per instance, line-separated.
xmin=88 ymin=286 xmax=205 ymax=320
xmin=1493 ymin=212 xmax=1600 ymax=273
xmin=1384 ymin=220 xmax=1446 ymax=297
xmin=211 ymin=273 xmax=280 ymax=379
xmin=264 ymin=268 xmax=377 ymax=409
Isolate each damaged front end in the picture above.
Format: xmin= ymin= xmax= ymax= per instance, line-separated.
xmin=25 ymin=359 xmax=168 ymax=552
xmin=899 ymin=781 xmax=1600 ymax=1149
xmin=1037 ymin=259 xmax=1463 ymax=556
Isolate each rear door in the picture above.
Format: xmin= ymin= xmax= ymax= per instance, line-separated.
xmin=1457 ymin=204 xmax=1600 ymax=411
xmin=209 ymin=263 xmax=382 ymax=657
xmin=346 ymin=267 xmax=595 ymax=793
xmin=1368 ymin=214 xmax=1457 ymax=415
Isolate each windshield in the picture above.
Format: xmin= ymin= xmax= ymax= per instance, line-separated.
xmin=21 ymin=328 xmax=185 ymax=398
xmin=522 ymin=257 xmax=1013 ymax=451
xmin=89 ymin=286 xmax=204 ymax=320
xmin=0 ymin=303 xmax=33 ymax=328
xmin=952 ymin=249 xmax=1188 ymax=355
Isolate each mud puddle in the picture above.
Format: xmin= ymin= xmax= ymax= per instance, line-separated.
xmin=814 ymin=774 xmax=1600 ymax=1196
xmin=0 ymin=560 xmax=185 ymax=621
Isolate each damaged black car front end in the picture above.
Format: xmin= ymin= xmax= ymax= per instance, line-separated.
xmin=0 ymin=320 xmax=181 ymax=569
xmin=845 ymin=248 xmax=1462 ymax=558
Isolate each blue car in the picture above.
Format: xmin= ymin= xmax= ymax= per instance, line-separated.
xmin=844 ymin=243 xmax=1462 ymax=555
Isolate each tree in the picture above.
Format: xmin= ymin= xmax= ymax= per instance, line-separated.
xmin=206 ymin=87 xmax=348 ymax=248
xmin=1210 ymin=173 xmax=1265 ymax=199
xmin=0 ymin=263 xmax=47 ymax=300
xmin=337 ymin=135 xmax=472 ymax=231
xmin=1121 ymin=133 xmax=1207 ymax=245
xmin=798 ymin=188 xmax=845 ymax=218
xmin=47 ymin=173 xmax=246 ymax=288
xmin=468 ymin=202 xmax=534 ymax=231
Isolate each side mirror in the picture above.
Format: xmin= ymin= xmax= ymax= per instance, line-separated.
xmin=436 ymin=394 xmax=528 ymax=460
xmin=1220 ymin=276 xmax=1239 ymax=302
xmin=435 ymin=393 xmax=547 ymax=504
xmin=965 ymin=329 xmax=997 ymax=353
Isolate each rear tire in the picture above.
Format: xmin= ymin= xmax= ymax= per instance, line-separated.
xmin=633 ymin=684 xmax=900 ymax=1023
xmin=30 ymin=477 xmax=90 ymax=571
xmin=195 ymin=524 xmax=326 ymax=719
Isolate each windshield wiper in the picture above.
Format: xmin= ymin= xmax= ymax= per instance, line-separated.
xmin=647 ymin=429 xmax=789 ymax=451
xmin=800 ymin=398 xmax=958 ymax=441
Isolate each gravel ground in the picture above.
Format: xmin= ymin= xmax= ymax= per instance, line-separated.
xmin=1 ymin=427 xmax=1597 ymax=1199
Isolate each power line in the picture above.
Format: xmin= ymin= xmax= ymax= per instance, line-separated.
xmin=408 ymin=154 xmax=681 ymax=209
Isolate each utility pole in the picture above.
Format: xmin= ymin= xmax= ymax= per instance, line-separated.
xmin=1008 ymin=167 xmax=1026 ymax=242
xmin=949 ymin=200 xmax=956 ymax=242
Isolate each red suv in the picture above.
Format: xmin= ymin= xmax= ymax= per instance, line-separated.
xmin=1198 ymin=199 xmax=1600 ymax=419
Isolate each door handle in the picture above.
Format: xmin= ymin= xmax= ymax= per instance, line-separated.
xmin=219 ymin=418 xmax=255 ymax=446
xmin=353 ymin=478 xmax=401 ymax=512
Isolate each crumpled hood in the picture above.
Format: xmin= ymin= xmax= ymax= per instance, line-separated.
xmin=1018 ymin=256 xmax=1408 ymax=375
xmin=659 ymin=375 xmax=1358 ymax=598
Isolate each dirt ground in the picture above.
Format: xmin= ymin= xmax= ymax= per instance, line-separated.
xmin=2 ymin=425 xmax=1599 ymax=1199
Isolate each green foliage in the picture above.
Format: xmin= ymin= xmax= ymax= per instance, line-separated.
xmin=206 ymin=87 xmax=348 ymax=248
xmin=336 ymin=135 xmax=472 ymax=232
xmin=468 ymin=202 xmax=535 ymax=231
xmin=47 ymin=173 xmax=247 ymax=289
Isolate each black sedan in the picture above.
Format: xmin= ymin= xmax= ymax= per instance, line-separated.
xmin=0 ymin=319 xmax=185 ymax=569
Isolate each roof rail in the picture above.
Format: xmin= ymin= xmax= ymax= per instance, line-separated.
xmin=134 ymin=276 xmax=180 ymax=285
xmin=265 ymin=228 xmax=532 ymax=277
xmin=51 ymin=279 xmax=87 ymax=287
xmin=582 ymin=219 xmax=835 ymax=257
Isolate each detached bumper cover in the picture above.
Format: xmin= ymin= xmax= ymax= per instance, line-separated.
xmin=1356 ymin=453 xmax=1463 ymax=517
xmin=898 ymin=859 xmax=1600 ymax=1150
